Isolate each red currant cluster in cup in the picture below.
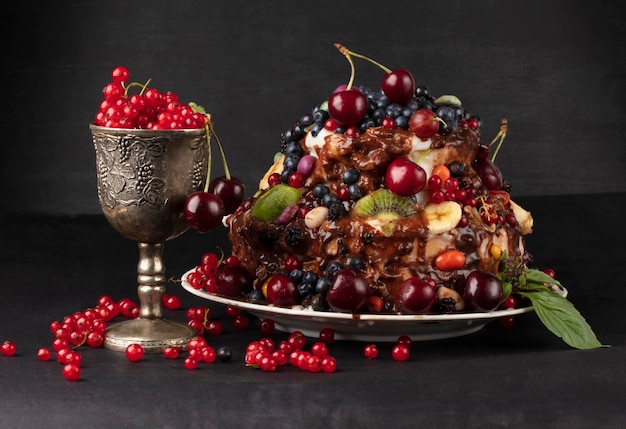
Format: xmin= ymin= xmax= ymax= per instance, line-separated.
xmin=94 ymin=66 xmax=206 ymax=129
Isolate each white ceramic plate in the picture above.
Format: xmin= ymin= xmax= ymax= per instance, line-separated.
xmin=180 ymin=269 xmax=534 ymax=342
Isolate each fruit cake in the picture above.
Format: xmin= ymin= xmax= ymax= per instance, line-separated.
xmin=224 ymin=45 xmax=534 ymax=315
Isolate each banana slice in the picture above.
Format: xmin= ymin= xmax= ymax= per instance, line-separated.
xmin=258 ymin=154 xmax=285 ymax=191
xmin=509 ymin=200 xmax=533 ymax=235
xmin=423 ymin=201 xmax=462 ymax=234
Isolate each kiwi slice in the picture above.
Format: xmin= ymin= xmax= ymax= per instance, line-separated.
xmin=353 ymin=189 xmax=416 ymax=220
xmin=250 ymin=184 xmax=302 ymax=221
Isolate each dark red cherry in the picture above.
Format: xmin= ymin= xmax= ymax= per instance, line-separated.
xmin=325 ymin=269 xmax=369 ymax=313
xmin=475 ymin=158 xmax=504 ymax=190
xmin=215 ymin=265 xmax=254 ymax=297
xmin=328 ymin=88 xmax=367 ymax=127
xmin=464 ymin=270 xmax=503 ymax=311
xmin=396 ymin=277 xmax=437 ymax=314
xmin=385 ymin=158 xmax=427 ymax=196
xmin=266 ymin=274 xmax=299 ymax=306
xmin=208 ymin=176 xmax=245 ymax=215
xmin=184 ymin=191 xmax=225 ymax=233
xmin=381 ymin=69 xmax=415 ymax=105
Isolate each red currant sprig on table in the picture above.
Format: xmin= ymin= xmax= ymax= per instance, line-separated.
xmin=94 ymin=65 xmax=207 ymax=130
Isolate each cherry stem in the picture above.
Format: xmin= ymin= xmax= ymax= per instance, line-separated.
xmin=334 ymin=43 xmax=392 ymax=74
xmin=489 ymin=118 xmax=508 ymax=162
xmin=208 ymin=122 xmax=232 ymax=181
xmin=203 ymin=121 xmax=213 ymax=193
xmin=334 ymin=43 xmax=356 ymax=89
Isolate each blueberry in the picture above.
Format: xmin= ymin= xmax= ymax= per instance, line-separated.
xmin=248 ymin=289 xmax=265 ymax=303
xmin=325 ymin=261 xmax=344 ymax=278
xmin=292 ymin=124 xmax=306 ymax=141
xmin=299 ymin=114 xmax=314 ymax=127
xmin=405 ymin=99 xmax=420 ymax=110
xmin=315 ymin=277 xmax=332 ymax=294
xmin=298 ymin=282 xmax=314 ymax=298
xmin=402 ymin=107 xmax=416 ymax=118
xmin=395 ymin=115 xmax=409 ymax=129
xmin=448 ymin=161 xmax=465 ymax=177
xmin=276 ymin=268 xmax=289 ymax=276
xmin=284 ymin=154 xmax=300 ymax=171
xmin=289 ymin=268 xmax=304 ymax=284
xmin=436 ymin=106 xmax=456 ymax=124
xmin=334 ymin=126 xmax=346 ymax=135
xmin=372 ymin=108 xmax=386 ymax=122
xmin=282 ymin=129 xmax=294 ymax=144
xmin=385 ymin=103 xmax=403 ymax=118
xmin=310 ymin=122 xmax=323 ymax=137
xmin=418 ymin=99 xmax=434 ymax=111
xmin=376 ymin=95 xmax=390 ymax=109
xmin=217 ymin=346 xmax=232 ymax=362
xmin=358 ymin=84 xmax=372 ymax=95
xmin=312 ymin=184 xmax=330 ymax=199
xmin=280 ymin=169 xmax=293 ymax=184
xmin=415 ymin=85 xmax=430 ymax=98
xmin=303 ymin=270 xmax=318 ymax=284
xmin=348 ymin=184 xmax=363 ymax=201
xmin=348 ymin=257 xmax=365 ymax=271
xmin=342 ymin=168 xmax=360 ymax=185
xmin=360 ymin=117 xmax=376 ymax=131
xmin=312 ymin=109 xmax=330 ymax=124
xmin=321 ymin=192 xmax=338 ymax=207
xmin=285 ymin=142 xmax=304 ymax=157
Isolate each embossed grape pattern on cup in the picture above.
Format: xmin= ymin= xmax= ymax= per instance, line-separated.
xmin=91 ymin=124 xmax=209 ymax=352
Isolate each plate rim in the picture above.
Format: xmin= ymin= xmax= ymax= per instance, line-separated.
xmin=179 ymin=268 xmax=534 ymax=322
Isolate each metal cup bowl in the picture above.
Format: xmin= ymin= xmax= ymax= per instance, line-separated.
xmin=90 ymin=124 xmax=209 ymax=352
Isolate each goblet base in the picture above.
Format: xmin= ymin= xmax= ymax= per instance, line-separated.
xmin=103 ymin=318 xmax=196 ymax=353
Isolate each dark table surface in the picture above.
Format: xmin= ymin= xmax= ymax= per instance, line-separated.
xmin=1 ymin=192 xmax=624 ymax=429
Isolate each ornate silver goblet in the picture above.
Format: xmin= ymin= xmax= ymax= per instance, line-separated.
xmin=90 ymin=124 xmax=208 ymax=352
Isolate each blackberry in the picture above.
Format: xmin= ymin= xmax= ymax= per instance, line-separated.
xmin=437 ymin=297 xmax=457 ymax=313
xmin=285 ymin=226 xmax=303 ymax=248
xmin=327 ymin=200 xmax=345 ymax=221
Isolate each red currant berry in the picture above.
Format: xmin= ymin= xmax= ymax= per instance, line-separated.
xmin=225 ymin=306 xmax=241 ymax=318
xmin=206 ymin=321 xmax=223 ymax=336
xmin=0 ymin=340 xmax=17 ymax=356
xmin=391 ymin=344 xmax=410 ymax=362
xmin=397 ymin=335 xmax=412 ymax=347
xmin=381 ymin=116 xmax=396 ymax=129
xmin=38 ymin=347 xmax=52 ymax=361
xmin=224 ymin=255 xmax=240 ymax=266
xmin=543 ymin=268 xmax=557 ymax=279
xmin=125 ymin=343 xmax=144 ymax=362
xmin=234 ymin=315 xmax=250 ymax=330
xmin=164 ymin=295 xmax=182 ymax=310
xmin=260 ymin=319 xmax=276 ymax=335
xmin=284 ymin=256 xmax=302 ymax=272
xmin=163 ymin=347 xmax=180 ymax=359
xmin=321 ymin=355 xmax=337 ymax=373
xmin=311 ymin=342 xmax=329 ymax=357
xmin=501 ymin=295 xmax=517 ymax=309
xmin=111 ymin=66 xmax=129 ymax=83
xmin=268 ymin=172 xmax=281 ymax=187
xmin=364 ymin=344 xmax=378 ymax=359
xmin=86 ymin=332 xmax=104 ymax=348
xmin=499 ymin=316 xmax=515 ymax=329
xmin=188 ymin=337 xmax=207 ymax=350
xmin=201 ymin=346 xmax=217 ymax=363
xmin=52 ymin=338 xmax=69 ymax=352
xmin=184 ymin=357 xmax=198 ymax=370
xmin=429 ymin=190 xmax=445 ymax=204
xmin=62 ymin=363 xmax=81 ymax=381
xmin=319 ymin=328 xmax=335 ymax=344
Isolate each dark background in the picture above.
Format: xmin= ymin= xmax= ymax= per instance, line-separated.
xmin=1 ymin=0 xmax=625 ymax=216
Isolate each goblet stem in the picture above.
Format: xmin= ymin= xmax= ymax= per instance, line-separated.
xmin=102 ymin=242 xmax=196 ymax=353
xmin=137 ymin=242 xmax=166 ymax=319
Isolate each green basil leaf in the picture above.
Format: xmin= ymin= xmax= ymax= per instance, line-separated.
xmin=524 ymin=268 xmax=563 ymax=288
xmin=519 ymin=289 xmax=606 ymax=350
